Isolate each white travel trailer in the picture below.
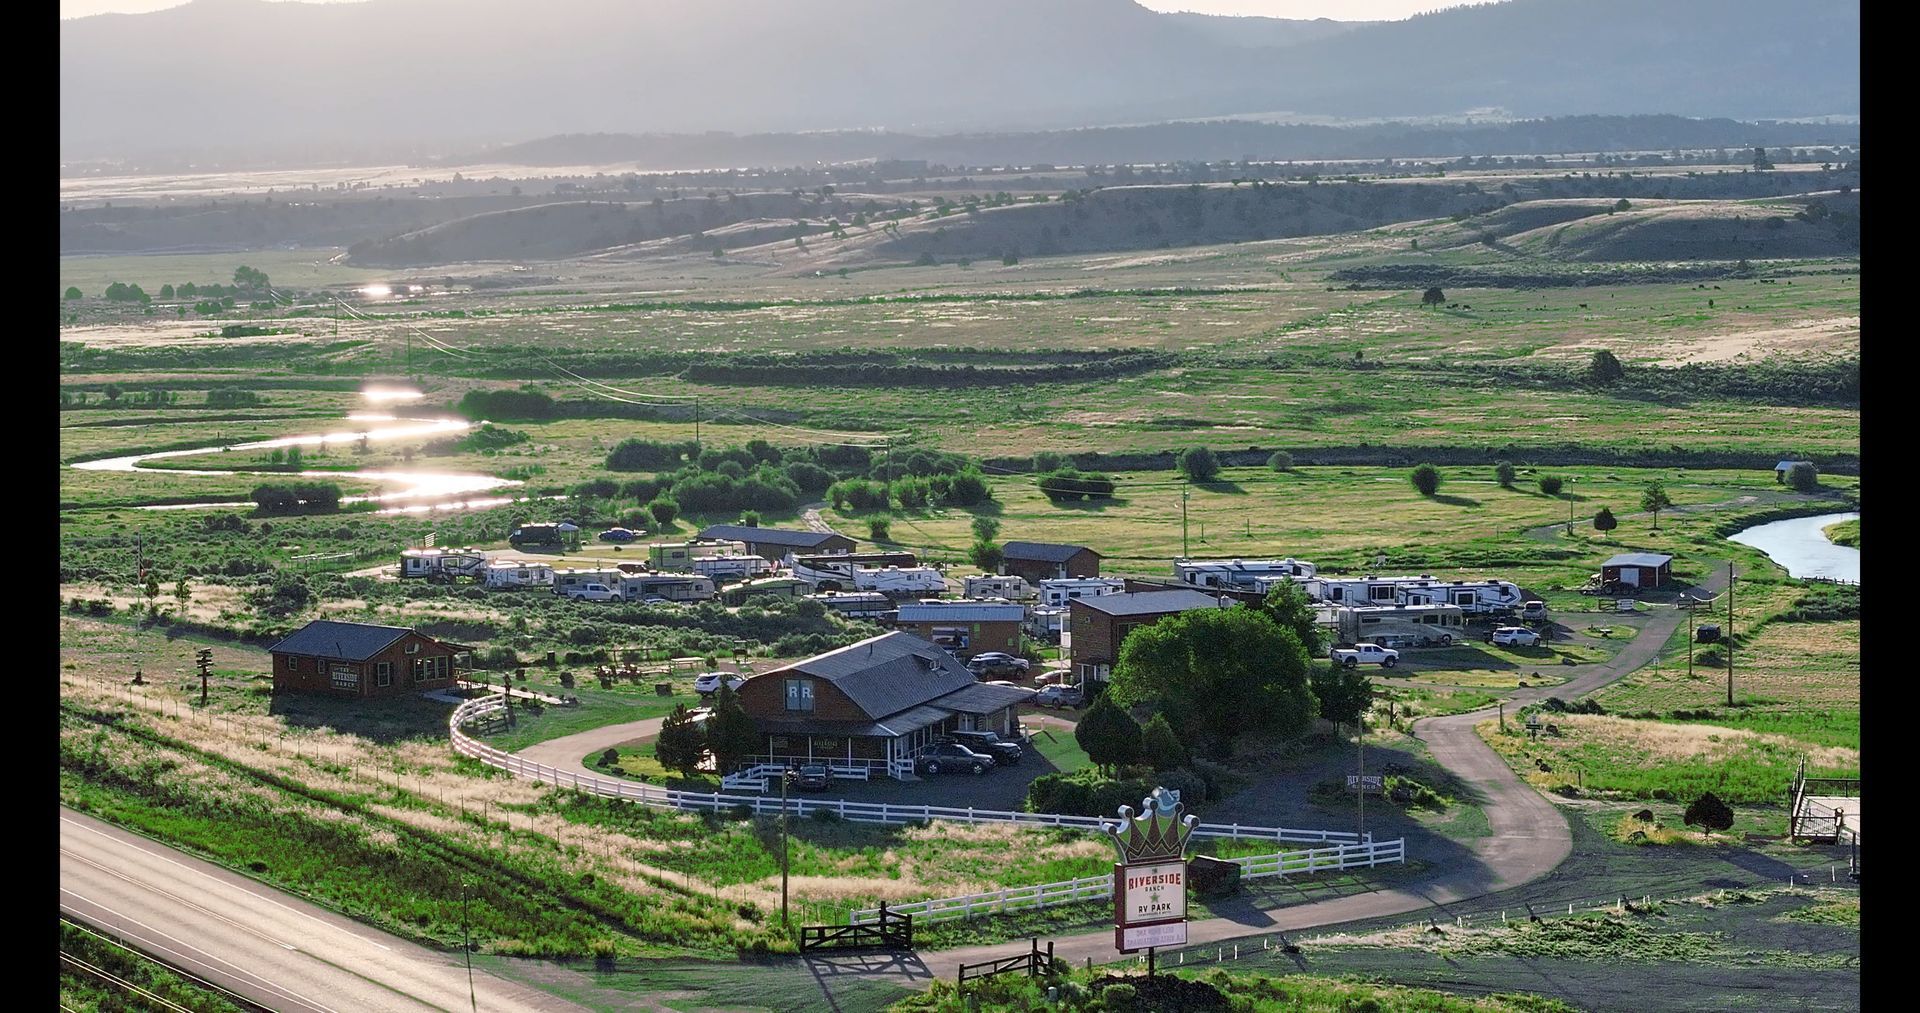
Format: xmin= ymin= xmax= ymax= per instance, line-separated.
xmin=1393 ymin=578 xmax=1527 ymax=614
xmin=1038 ymin=577 xmax=1127 ymax=607
xmin=963 ymin=574 xmax=1034 ymax=601
xmin=1333 ymin=603 xmax=1466 ymax=647
xmin=807 ymin=591 xmax=894 ymax=619
xmin=399 ymin=547 xmax=486 ymax=581
xmin=690 ymin=554 xmax=773 ymax=581
xmin=1173 ymin=558 xmax=1317 ymax=592
xmin=615 ymin=572 xmax=716 ymax=602
xmin=483 ymin=560 xmax=555 ymax=590
xmin=854 ymin=566 xmax=947 ymax=595
xmin=554 ymin=567 xmax=624 ymax=594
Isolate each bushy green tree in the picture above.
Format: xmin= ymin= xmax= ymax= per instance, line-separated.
xmin=867 ymin=517 xmax=891 ymax=542
xmin=1593 ymin=507 xmax=1618 ymax=533
xmin=1140 ymin=713 xmax=1188 ymax=771
xmin=970 ymin=516 xmax=1000 ymax=542
xmin=705 ymin=684 xmax=759 ymax=775
xmin=1111 ymin=606 xmax=1317 ymax=751
xmin=1539 ymin=475 xmax=1564 ymax=496
xmin=63 ymin=286 xmax=82 ymax=300
xmin=1411 ymin=463 xmax=1441 ymax=497
xmin=1587 ymin=349 xmax=1626 ymax=386
xmin=1495 ymin=461 xmax=1516 ymax=488
xmin=1787 ymin=462 xmax=1819 ymax=493
xmin=1178 ymin=446 xmax=1222 ymax=483
xmin=647 ymin=497 xmax=680 ymax=526
xmin=1310 ymin=666 xmax=1373 ymax=736
xmin=654 ymin=704 xmax=703 ymax=777
xmin=969 ymin=541 xmax=1003 ymax=571
xmin=1075 ymin=693 xmax=1143 ymax=773
xmin=1421 ymin=286 xmax=1445 ymax=306
xmin=1683 ymin=791 xmax=1734 ymax=835
xmin=1250 ymin=579 xmax=1323 ymax=656
xmin=1268 ymin=450 xmax=1294 ymax=472
xmin=1640 ymin=482 xmax=1672 ymax=529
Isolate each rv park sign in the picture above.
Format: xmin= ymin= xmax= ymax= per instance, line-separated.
xmin=1104 ymin=787 xmax=1197 ymax=953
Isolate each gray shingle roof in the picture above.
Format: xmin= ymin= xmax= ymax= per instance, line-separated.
xmin=1075 ymin=589 xmax=1232 ymax=617
xmin=268 ymin=620 xmax=412 ymax=661
xmin=931 ymin=682 xmax=1037 ymax=714
xmin=699 ymin=525 xmax=847 ymax=548
xmin=1776 ymin=460 xmax=1813 ymax=470
xmin=896 ymin=603 xmax=1026 ymax=623
xmin=1001 ymin=541 xmax=1100 ymax=563
xmin=1603 ymin=553 xmax=1673 ymax=568
xmin=779 ymin=631 xmax=978 ymax=720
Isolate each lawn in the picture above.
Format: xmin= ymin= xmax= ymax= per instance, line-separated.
xmin=1477 ymin=713 xmax=1857 ymax=804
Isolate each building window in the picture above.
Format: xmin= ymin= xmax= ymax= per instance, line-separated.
xmin=784 ymin=678 xmax=814 ymax=712
xmin=376 ymin=662 xmax=392 ymax=687
xmin=412 ymin=659 xmax=426 ymax=682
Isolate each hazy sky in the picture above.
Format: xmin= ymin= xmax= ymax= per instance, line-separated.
xmin=61 ymin=0 xmax=1457 ymax=21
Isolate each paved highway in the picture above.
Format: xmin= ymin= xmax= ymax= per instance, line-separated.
xmin=60 ymin=809 xmax=582 ymax=1013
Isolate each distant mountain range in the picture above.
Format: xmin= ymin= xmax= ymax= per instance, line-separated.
xmin=60 ymin=0 xmax=1858 ymax=164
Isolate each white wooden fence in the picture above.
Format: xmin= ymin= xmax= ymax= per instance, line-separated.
xmin=449 ymin=696 xmax=1366 ymax=844
xmin=846 ymin=839 xmax=1407 ymax=925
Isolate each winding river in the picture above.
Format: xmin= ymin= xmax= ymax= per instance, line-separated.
xmin=1727 ymin=510 xmax=1860 ymax=583
xmin=70 ymin=388 xmax=532 ymax=514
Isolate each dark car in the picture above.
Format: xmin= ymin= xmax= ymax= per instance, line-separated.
xmin=790 ymin=764 xmax=831 ymax=791
xmin=940 ymin=730 xmax=1024 ymax=766
xmin=913 ymin=742 xmax=995 ymax=776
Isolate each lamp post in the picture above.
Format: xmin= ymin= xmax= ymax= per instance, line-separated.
xmin=461 ymin=880 xmax=477 ymax=1013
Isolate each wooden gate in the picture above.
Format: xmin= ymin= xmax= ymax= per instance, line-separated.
xmin=800 ymin=903 xmax=911 ymax=952
xmin=957 ymin=938 xmax=1057 ymax=987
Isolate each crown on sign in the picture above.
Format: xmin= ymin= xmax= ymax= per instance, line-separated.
xmin=1101 ymin=786 xmax=1198 ymax=865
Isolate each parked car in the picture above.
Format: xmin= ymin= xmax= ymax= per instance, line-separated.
xmin=1696 ymin=623 xmax=1721 ymax=644
xmin=598 ymin=527 xmax=639 ymax=543
xmin=693 ymin=672 xmax=748 ymax=695
xmin=966 ymin=652 xmax=1031 ymax=677
xmin=791 ymin=764 xmax=831 ymax=791
xmin=1492 ymin=626 xmax=1541 ymax=647
xmin=1520 ymin=600 xmax=1548 ymax=621
xmin=913 ymin=742 xmax=995 ymax=776
xmin=941 ymin=729 xmax=1024 ymax=766
xmin=560 ymin=583 xmax=620 ymax=602
xmin=1034 ymin=684 xmax=1085 ymax=708
xmin=1330 ymin=643 xmax=1399 ymax=668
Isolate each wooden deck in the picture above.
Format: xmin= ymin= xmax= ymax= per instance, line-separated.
xmin=1794 ymin=795 xmax=1861 ymax=842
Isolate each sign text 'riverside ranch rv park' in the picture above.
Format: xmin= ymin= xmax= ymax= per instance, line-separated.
xmin=1105 ymin=787 xmax=1197 ymax=953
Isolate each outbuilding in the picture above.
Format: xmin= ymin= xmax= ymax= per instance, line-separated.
xmin=698 ymin=524 xmax=857 ymax=561
xmin=894 ymin=601 xmax=1026 ymax=659
xmin=1000 ymin=541 xmax=1103 ymax=585
xmin=1601 ymin=552 xmax=1673 ymax=589
xmin=268 ymin=620 xmax=471 ymax=698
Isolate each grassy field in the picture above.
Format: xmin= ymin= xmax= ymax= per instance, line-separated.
xmin=59 ymin=919 xmax=253 ymax=1013
xmin=1822 ymin=517 xmax=1858 ymax=547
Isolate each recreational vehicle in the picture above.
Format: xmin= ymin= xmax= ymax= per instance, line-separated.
xmin=1038 ymin=577 xmax=1127 ymax=607
xmin=1333 ymin=603 xmax=1466 ymax=647
xmin=554 ymin=567 xmax=624 ymax=594
xmin=1302 ymin=574 xmax=1521 ymax=613
xmin=722 ymin=575 xmax=811 ymax=604
xmin=963 ymin=574 xmax=1034 ymax=601
xmin=483 ymin=560 xmax=555 ymax=590
xmin=647 ymin=539 xmax=745 ymax=571
xmin=1173 ymin=558 xmax=1318 ymax=592
xmin=689 ymin=554 xmax=773 ymax=581
xmin=806 ymin=591 xmax=894 ymax=620
xmin=399 ymin=547 xmax=486 ymax=581
xmin=615 ymin=572 xmax=716 ymax=602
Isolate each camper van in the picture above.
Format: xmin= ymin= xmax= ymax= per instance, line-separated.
xmin=1038 ymin=577 xmax=1127 ymax=607
xmin=1333 ymin=603 xmax=1466 ymax=647
xmin=615 ymin=572 xmax=716 ymax=603
xmin=1174 ymin=558 xmax=1318 ymax=592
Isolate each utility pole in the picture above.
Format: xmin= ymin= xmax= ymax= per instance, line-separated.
xmin=780 ymin=768 xmax=794 ymax=926
xmin=1566 ymin=495 xmax=1574 ymax=536
xmin=195 ymin=649 xmax=212 ymax=706
xmin=1686 ymin=602 xmax=1694 ymax=680
xmin=1726 ymin=563 xmax=1735 ymax=707
xmin=693 ymin=401 xmax=701 ymax=454
xmin=1356 ymin=717 xmax=1366 ymax=840
xmin=462 ymin=881 xmax=478 ymax=1013
xmin=1181 ymin=483 xmax=1190 ymax=559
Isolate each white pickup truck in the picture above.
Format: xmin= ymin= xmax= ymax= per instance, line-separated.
xmin=1330 ymin=643 xmax=1399 ymax=668
xmin=560 ymin=583 xmax=620 ymax=602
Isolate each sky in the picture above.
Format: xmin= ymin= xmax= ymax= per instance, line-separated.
xmin=61 ymin=0 xmax=1459 ymax=21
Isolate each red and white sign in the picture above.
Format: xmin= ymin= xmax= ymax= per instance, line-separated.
xmin=1114 ymin=859 xmax=1188 ymax=953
